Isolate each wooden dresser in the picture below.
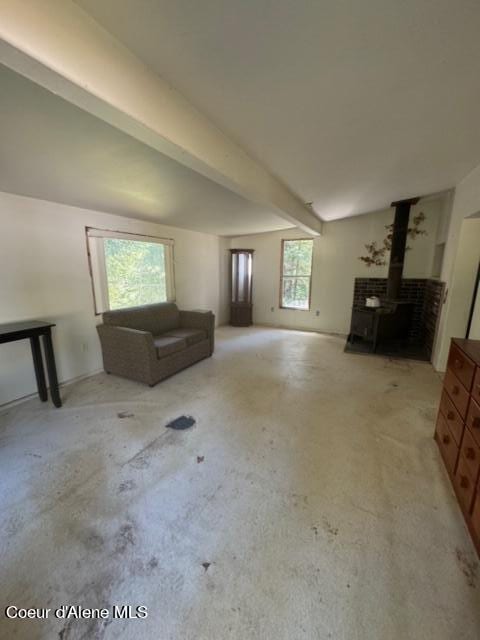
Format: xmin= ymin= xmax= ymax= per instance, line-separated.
xmin=435 ymin=338 xmax=480 ymax=554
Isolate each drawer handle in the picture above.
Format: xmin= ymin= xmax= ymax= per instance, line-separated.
xmin=447 ymin=411 xmax=455 ymax=420
xmin=466 ymin=447 xmax=476 ymax=460
xmin=442 ymin=434 xmax=450 ymax=445
xmin=460 ymin=475 xmax=470 ymax=489
xmin=452 ymin=385 xmax=460 ymax=396
xmin=454 ymin=358 xmax=463 ymax=369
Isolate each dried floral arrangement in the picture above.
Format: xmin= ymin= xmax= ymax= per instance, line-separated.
xmin=359 ymin=211 xmax=427 ymax=267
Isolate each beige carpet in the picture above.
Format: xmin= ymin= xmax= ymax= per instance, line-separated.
xmin=0 ymin=326 xmax=479 ymax=639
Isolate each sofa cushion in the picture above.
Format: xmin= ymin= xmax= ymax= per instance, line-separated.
xmin=162 ymin=328 xmax=207 ymax=346
xmin=103 ymin=303 xmax=180 ymax=335
xmin=153 ymin=335 xmax=187 ymax=359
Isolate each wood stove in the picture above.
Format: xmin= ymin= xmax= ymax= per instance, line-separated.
xmin=349 ymin=301 xmax=414 ymax=352
xmin=348 ymin=197 xmax=419 ymax=354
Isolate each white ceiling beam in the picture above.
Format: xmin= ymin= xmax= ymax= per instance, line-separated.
xmin=0 ymin=0 xmax=322 ymax=235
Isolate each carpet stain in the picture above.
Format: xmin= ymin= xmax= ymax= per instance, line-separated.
xmin=58 ymin=571 xmax=116 ymax=639
xmin=118 ymin=479 xmax=136 ymax=494
xmin=166 ymin=415 xmax=196 ymax=430
xmin=323 ymin=518 xmax=339 ymax=537
xmin=385 ymin=381 xmax=400 ymax=393
xmin=419 ymin=406 xmax=436 ymax=423
xmin=197 ymin=456 xmax=205 ymax=463
xmin=312 ymin=519 xmax=338 ymax=539
xmin=4 ymin=515 xmax=23 ymax=538
xmin=59 ymin=616 xmax=112 ymax=640
xmin=455 ymin=548 xmax=478 ymax=588
xmin=131 ymin=556 xmax=159 ymax=577
xmin=115 ymin=522 xmax=136 ymax=555
xmin=202 ymin=562 xmax=211 ymax=572
xmin=147 ymin=556 xmax=159 ymax=571
xmin=117 ymin=411 xmax=134 ymax=419
xmin=384 ymin=359 xmax=413 ymax=372
xmin=82 ymin=529 xmax=105 ymax=552
xmin=292 ymin=493 xmax=309 ymax=508
xmin=126 ymin=431 xmax=177 ymax=469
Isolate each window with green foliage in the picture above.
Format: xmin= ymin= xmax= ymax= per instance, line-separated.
xmin=87 ymin=229 xmax=175 ymax=313
xmin=280 ymin=239 xmax=313 ymax=310
xmin=103 ymin=238 xmax=167 ymax=310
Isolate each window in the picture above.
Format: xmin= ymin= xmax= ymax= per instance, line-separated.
xmin=86 ymin=228 xmax=175 ymax=313
xmin=280 ymin=239 xmax=313 ymax=310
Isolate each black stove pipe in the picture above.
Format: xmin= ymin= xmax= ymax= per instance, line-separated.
xmin=386 ymin=197 xmax=420 ymax=300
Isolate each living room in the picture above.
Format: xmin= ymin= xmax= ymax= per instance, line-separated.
xmin=1 ymin=2 xmax=480 ymax=639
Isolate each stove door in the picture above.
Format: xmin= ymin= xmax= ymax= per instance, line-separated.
xmin=351 ymin=310 xmax=376 ymax=341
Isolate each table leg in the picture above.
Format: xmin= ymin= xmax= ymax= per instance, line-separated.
xmin=42 ymin=329 xmax=62 ymax=408
xmin=30 ymin=335 xmax=48 ymax=402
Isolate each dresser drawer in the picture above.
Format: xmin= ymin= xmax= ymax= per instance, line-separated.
xmin=444 ymin=369 xmax=470 ymax=419
xmin=448 ymin=343 xmax=476 ymax=391
xmin=460 ymin=426 xmax=480 ymax=484
xmin=473 ymin=367 xmax=480 ymax=406
xmin=455 ymin=455 xmax=476 ymax=514
xmin=439 ymin=390 xmax=464 ymax=446
xmin=466 ymin=397 xmax=480 ymax=448
xmin=435 ymin=412 xmax=459 ymax=476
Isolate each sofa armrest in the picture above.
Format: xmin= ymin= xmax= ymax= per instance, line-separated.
xmin=96 ymin=324 xmax=157 ymax=383
xmin=179 ymin=310 xmax=215 ymax=354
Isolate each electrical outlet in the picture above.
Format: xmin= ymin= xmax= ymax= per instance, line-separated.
xmin=315 ymin=310 xmax=320 ymax=317
xmin=271 ymin=307 xmax=275 ymax=312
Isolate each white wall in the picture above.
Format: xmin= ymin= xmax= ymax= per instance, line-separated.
xmin=433 ymin=164 xmax=480 ymax=370
xmin=0 ymin=191 xmax=229 ymax=406
xmin=442 ymin=218 xmax=480 ymax=340
xmin=231 ymin=198 xmax=444 ymax=335
xmin=433 ymin=216 xmax=480 ymax=367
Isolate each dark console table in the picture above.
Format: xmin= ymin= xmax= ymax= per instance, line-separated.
xmin=0 ymin=320 xmax=62 ymax=407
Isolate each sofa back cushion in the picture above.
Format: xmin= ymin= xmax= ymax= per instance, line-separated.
xmin=102 ymin=302 xmax=180 ymax=335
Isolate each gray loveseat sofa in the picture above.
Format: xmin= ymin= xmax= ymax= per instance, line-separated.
xmin=97 ymin=302 xmax=214 ymax=386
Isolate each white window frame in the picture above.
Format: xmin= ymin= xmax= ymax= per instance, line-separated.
xmin=280 ymin=238 xmax=314 ymax=311
xmin=86 ymin=227 xmax=176 ymax=314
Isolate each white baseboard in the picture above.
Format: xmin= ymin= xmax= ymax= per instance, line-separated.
xmin=0 ymin=368 xmax=103 ymax=410
xmin=245 ymin=321 xmax=347 ymax=338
